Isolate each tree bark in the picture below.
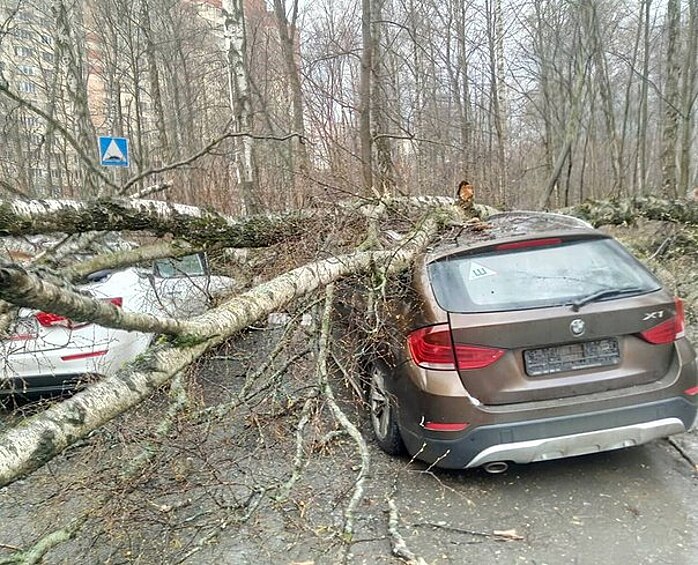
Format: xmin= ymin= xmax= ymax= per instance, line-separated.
xmin=678 ymin=0 xmax=698 ymax=196
xmin=222 ymin=0 xmax=260 ymax=215
xmin=661 ymin=0 xmax=681 ymax=197
xmin=0 ymin=262 xmax=186 ymax=335
xmin=564 ymin=196 xmax=698 ymax=227
xmin=540 ymin=49 xmax=589 ymax=209
xmin=0 ymin=198 xmax=313 ymax=246
xmin=272 ymin=0 xmax=309 ymax=206
xmin=66 ymin=241 xmax=198 ymax=280
xmin=359 ymin=0 xmax=374 ymax=195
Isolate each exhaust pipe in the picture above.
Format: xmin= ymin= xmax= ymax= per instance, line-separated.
xmin=483 ymin=461 xmax=509 ymax=474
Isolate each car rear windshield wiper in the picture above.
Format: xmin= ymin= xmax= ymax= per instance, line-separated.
xmin=571 ymin=287 xmax=644 ymax=312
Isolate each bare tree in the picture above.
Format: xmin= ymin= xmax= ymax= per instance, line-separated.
xmin=223 ymin=0 xmax=260 ymax=214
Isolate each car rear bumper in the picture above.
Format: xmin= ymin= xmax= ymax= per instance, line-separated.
xmin=399 ymin=397 xmax=697 ymax=469
xmin=0 ymin=332 xmax=151 ymax=396
xmin=0 ymin=373 xmax=97 ymax=396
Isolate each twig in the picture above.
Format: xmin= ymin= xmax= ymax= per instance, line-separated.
xmin=386 ymin=478 xmax=427 ymax=565
xmin=0 ymin=514 xmax=88 ymax=565
xmin=121 ymin=131 xmax=304 ymax=194
xmin=0 ymin=544 xmax=21 ymax=552
xmin=412 ymin=521 xmax=524 ymax=541
xmin=129 ymin=182 xmax=172 ymax=200
xmin=316 ymin=284 xmax=370 ymax=542
xmin=649 ymin=236 xmax=674 ymax=261
xmin=330 ymin=350 xmax=364 ymax=401
xmin=276 ymin=394 xmax=317 ymax=501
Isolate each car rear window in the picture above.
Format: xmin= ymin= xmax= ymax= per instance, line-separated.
xmin=428 ymin=238 xmax=661 ymax=313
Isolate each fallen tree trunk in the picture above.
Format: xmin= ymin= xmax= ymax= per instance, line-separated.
xmin=2 ymin=194 xmax=694 ymax=487
xmin=0 ymin=207 xmax=456 ymax=487
xmin=0 ymin=198 xmax=316 ymax=247
xmin=565 ymin=196 xmax=698 ymax=227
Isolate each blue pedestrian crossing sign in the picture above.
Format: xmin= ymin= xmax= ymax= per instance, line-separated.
xmin=98 ymin=136 xmax=129 ymax=167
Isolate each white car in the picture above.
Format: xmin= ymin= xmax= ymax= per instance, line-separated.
xmin=0 ymin=253 xmax=234 ymax=398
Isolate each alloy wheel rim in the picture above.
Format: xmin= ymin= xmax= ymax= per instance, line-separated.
xmin=370 ymin=368 xmax=390 ymax=439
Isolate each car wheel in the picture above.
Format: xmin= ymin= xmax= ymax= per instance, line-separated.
xmin=368 ymin=363 xmax=405 ymax=455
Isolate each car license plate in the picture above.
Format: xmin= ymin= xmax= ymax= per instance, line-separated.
xmin=524 ymin=338 xmax=620 ymax=376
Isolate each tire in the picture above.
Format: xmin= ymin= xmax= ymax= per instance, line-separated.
xmin=368 ymin=363 xmax=405 ymax=455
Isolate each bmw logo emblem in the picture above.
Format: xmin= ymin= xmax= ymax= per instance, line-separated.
xmin=570 ymin=319 xmax=586 ymax=337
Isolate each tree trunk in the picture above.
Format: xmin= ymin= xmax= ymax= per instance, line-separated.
xmin=540 ymin=50 xmax=589 ymax=209
xmin=636 ymin=0 xmax=652 ymax=196
xmin=661 ymin=0 xmax=681 ymax=197
xmin=272 ymin=0 xmax=309 ymax=207
xmin=359 ymin=0 xmax=374 ymax=195
xmin=678 ymin=0 xmax=698 ymax=196
xmin=0 ymin=198 xmax=315 ymax=246
xmin=370 ymin=0 xmax=396 ymax=196
xmin=222 ymin=0 xmax=260 ymax=215
xmin=53 ymin=0 xmax=99 ymax=197
xmin=141 ymin=0 xmax=170 ymax=164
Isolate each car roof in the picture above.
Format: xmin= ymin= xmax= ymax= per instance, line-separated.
xmin=424 ymin=211 xmax=599 ymax=263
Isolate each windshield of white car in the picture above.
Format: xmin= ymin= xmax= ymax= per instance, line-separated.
xmin=153 ymin=254 xmax=206 ymax=278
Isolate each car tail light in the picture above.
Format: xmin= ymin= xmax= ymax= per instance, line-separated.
xmin=683 ymin=386 xmax=698 ymax=396
xmin=455 ymin=344 xmax=506 ymax=370
xmin=408 ymin=325 xmax=455 ymax=370
xmin=408 ymin=324 xmax=505 ymax=371
xmin=35 ymin=297 xmax=123 ymax=329
xmin=35 ymin=311 xmax=81 ymax=329
xmin=639 ymin=297 xmax=686 ymax=345
xmin=496 ymin=238 xmax=562 ymax=251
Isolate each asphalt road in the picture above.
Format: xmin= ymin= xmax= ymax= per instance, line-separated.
xmin=346 ymin=433 xmax=698 ymax=565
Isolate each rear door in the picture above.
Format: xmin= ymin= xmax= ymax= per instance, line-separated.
xmin=428 ymin=236 xmax=680 ymax=404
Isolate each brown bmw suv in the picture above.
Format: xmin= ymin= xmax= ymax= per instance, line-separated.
xmin=368 ymin=212 xmax=697 ymax=471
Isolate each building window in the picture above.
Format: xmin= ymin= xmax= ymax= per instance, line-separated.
xmin=14 ymin=45 xmax=33 ymax=58
xmin=42 ymin=51 xmax=53 ymax=63
xmin=20 ymin=116 xmax=39 ymax=127
xmin=17 ymin=65 xmax=35 ymax=75
xmin=17 ymin=81 xmax=36 ymax=95
xmin=11 ymin=28 xmax=33 ymax=40
xmin=40 ymin=34 xmax=52 ymax=45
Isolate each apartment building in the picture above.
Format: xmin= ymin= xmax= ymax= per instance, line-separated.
xmin=0 ymin=0 xmax=290 ymax=199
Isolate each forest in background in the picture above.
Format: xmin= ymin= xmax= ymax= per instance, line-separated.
xmin=0 ymin=0 xmax=697 ymax=211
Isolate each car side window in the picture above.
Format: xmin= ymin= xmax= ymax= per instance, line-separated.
xmin=153 ymin=253 xmax=207 ymax=278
